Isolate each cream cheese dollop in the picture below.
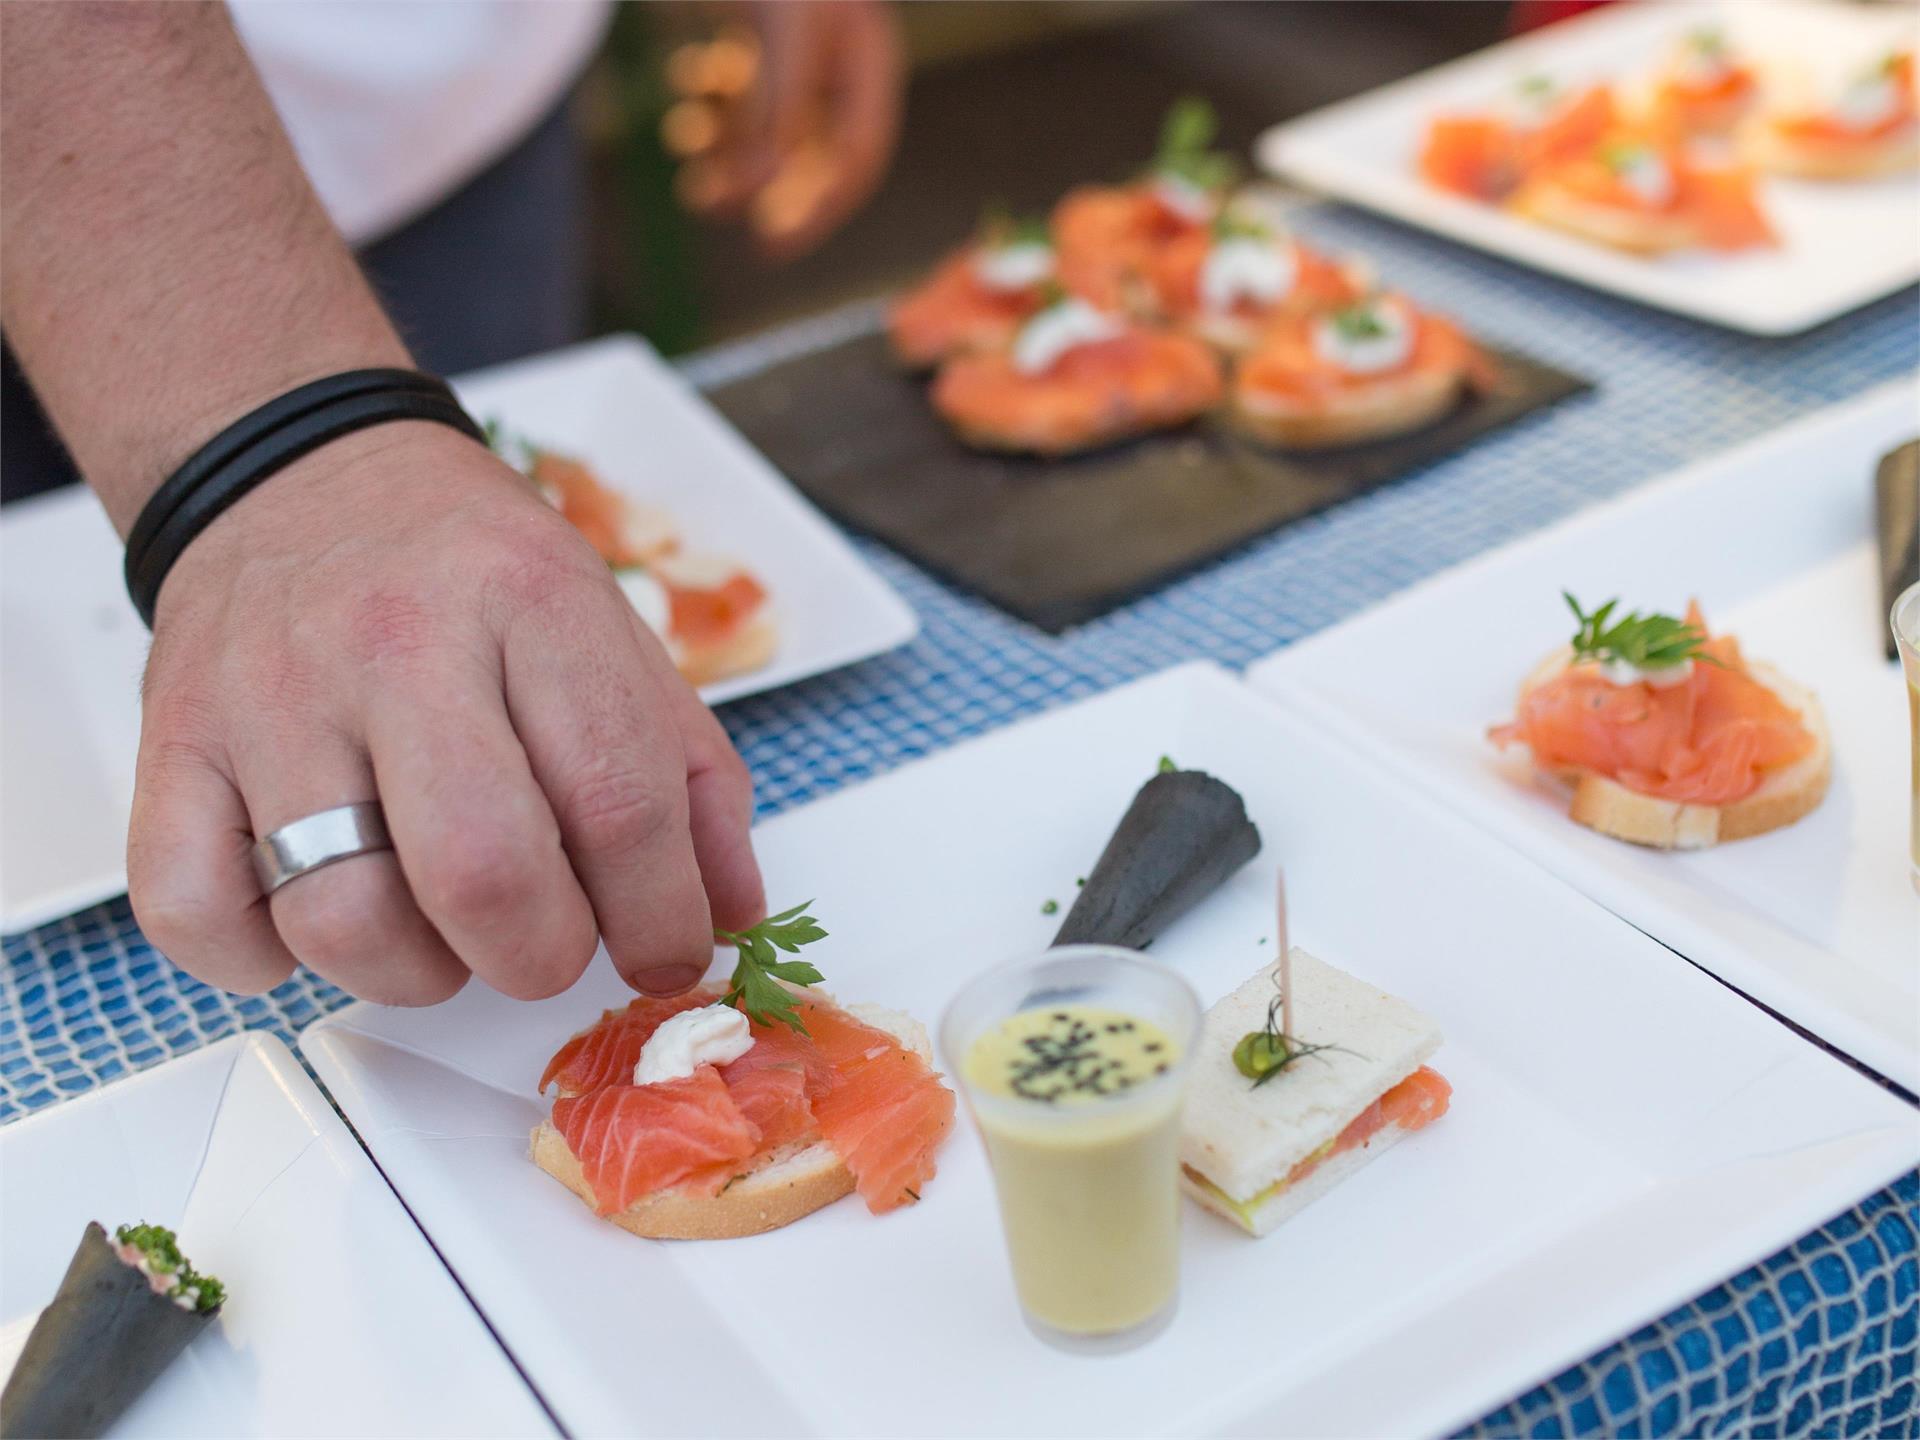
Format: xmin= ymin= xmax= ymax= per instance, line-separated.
xmin=634 ymin=1005 xmax=754 ymax=1085
xmin=1834 ymin=66 xmax=1902 ymax=131
xmin=1499 ymin=73 xmax=1568 ymax=131
xmin=1671 ymin=31 xmax=1734 ymax=88
xmin=1609 ymin=146 xmax=1675 ymax=206
xmin=1596 ymin=657 xmax=1695 ymax=689
xmin=972 ymin=241 xmax=1054 ymax=292
xmin=1012 ymin=298 xmax=1125 ymax=375
xmin=1152 ymin=172 xmax=1214 ymax=222
xmin=1200 ymin=235 xmax=1298 ymax=312
xmin=1311 ymin=298 xmax=1414 ymax=374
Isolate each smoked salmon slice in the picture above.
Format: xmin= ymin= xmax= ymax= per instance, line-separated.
xmin=552 ymin=1067 xmax=761 ymax=1214
xmin=540 ymin=992 xmax=715 ymax=1097
xmin=1276 ymin=1066 xmax=1451 ymax=1195
xmin=889 ymin=247 xmax=1050 ymax=368
xmin=1490 ymin=607 xmax=1815 ymax=806
xmin=790 ymin=999 xmax=957 ymax=1214
xmin=932 ymin=328 xmax=1224 ymax=455
xmin=528 ymin=451 xmax=679 ymax=569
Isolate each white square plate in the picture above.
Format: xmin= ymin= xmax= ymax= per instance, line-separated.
xmin=1248 ymin=379 xmax=1920 ymax=1091
xmin=302 ymin=663 xmax=1917 ymax=1439
xmin=0 ymin=332 xmax=917 ymax=933
xmin=0 ymin=1033 xmax=552 ymax=1437
xmin=1257 ymin=0 xmax=1920 ymax=334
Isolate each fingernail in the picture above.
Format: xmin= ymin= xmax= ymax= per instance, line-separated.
xmin=633 ymin=963 xmax=707 ymax=997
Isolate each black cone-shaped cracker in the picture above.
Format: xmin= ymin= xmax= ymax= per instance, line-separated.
xmin=1 ymin=1222 xmax=219 ymax=1439
xmin=1053 ymin=769 xmax=1261 ymax=950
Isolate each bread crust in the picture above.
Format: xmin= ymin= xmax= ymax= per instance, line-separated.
xmin=1509 ymin=183 xmax=1700 ymax=255
xmin=531 ymin=1122 xmax=854 ymax=1240
xmin=1226 ymin=363 xmax=1465 ymax=451
xmin=1512 ymin=650 xmax=1831 ymax=850
xmin=1746 ymin=124 xmax=1920 ymax=180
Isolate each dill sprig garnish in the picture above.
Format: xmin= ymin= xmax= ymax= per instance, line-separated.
xmin=714 ymin=901 xmax=827 ymax=1034
xmin=1565 ymin=592 xmax=1720 ymax=671
xmin=1151 ymin=97 xmax=1238 ymax=193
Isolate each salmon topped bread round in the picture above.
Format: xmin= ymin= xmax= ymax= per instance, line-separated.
xmin=1490 ymin=599 xmax=1829 ymax=850
xmin=1144 ymin=217 xmax=1366 ymax=354
xmin=888 ymin=214 xmax=1058 ymax=369
xmin=533 ymin=986 xmax=956 ymax=1239
xmin=1228 ymin=292 xmax=1490 ymax=451
xmin=1419 ymin=77 xmax=1617 ymax=202
xmin=1751 ymin=50 xmax=1919 ymax=180
xmin=931 ymin=296 xmax=1224 ymax=456
xmin=1511 ymin=130 xmax=1776 ymax=254
xmin=1648 ymin=27 xmax=1759 ymax=136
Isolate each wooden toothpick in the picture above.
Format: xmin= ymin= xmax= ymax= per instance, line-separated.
xmin=1275 ymin=870 xmax=1293 ymax=1041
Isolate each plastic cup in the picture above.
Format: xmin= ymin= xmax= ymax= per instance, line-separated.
xmin=1894 ymin=581 xmax=1920 ymax=894
xmin=941 ymin=945 xmax=1202 ymax=1354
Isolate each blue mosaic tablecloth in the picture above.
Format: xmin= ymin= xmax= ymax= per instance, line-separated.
xmin=4 ymin=204 xmax=1916 ymax=1438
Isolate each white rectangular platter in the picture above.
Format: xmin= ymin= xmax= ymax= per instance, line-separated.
xmin=1248 ymin=379 xmax=1919 ymax=1092
xmin=0 ymin=1033 xmax=552 ymax=1437
xmin=0 ymin=332 xmax=917 ymax=933
xmin=1257 ymin=0 xmax=1920 ymax=334
xmin=302 ymin=663 xmax=1917 ymax=1440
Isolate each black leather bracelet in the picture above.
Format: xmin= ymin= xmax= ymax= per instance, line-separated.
xmin=123 ymin=370 xmax=486 ymax=627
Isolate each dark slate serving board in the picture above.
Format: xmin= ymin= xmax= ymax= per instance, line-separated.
xmin=711 ymin=331 xmax=1591 ymax=633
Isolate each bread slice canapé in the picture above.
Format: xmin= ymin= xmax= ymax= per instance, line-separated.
xmin=531 ymin=1003 xmax=930 ymax=1241
xmin=1509 ymin=647 xmax=1831 ymax=850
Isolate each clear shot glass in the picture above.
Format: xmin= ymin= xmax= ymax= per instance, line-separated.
xmin=940 ymin=945 xmax=1202 ymax=1354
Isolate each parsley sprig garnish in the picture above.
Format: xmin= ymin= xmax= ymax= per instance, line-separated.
xmin=1565 ymin=592 xmax=1719 ymax=671
xmin=1330 ymin=299 xmax=1391 ymax=342
xmin=715 ymin=901 xmax=827 ymax=1034
xmin=979 ymin=202 xmax=1051 ymax=251
xmin=1151 ymin=97 xmax=1237 ymax=193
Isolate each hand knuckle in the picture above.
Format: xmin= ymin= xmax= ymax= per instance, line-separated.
xmin=482 ymin=531 xmax=604 ymax=622
xmin=414 ymin=832 xmax=537 ymax=923
xmin=563 ymin=757 xmax=676 ymax=855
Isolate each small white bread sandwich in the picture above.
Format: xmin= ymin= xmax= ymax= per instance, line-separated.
xmin=532 ymin=984 xmax=953 ymax=1241
xmin=1490 ymin=597 xmax=1830 ymax=850
xmin=1181 ymin=951 xmax=1449 ymax=1237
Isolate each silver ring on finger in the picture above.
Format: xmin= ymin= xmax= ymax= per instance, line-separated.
xmin=251 ymin=801 xmax=393 ymax=896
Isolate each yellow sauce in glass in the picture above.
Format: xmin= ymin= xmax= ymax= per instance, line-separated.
xmin=963 ymin=1006 xmax=1185 ymax=1337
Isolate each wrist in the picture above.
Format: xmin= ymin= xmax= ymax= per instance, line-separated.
xmin=96 ymin=334 xmax=415 ymax=537
xmin=134 ymin=380 xmax=488 ymax=629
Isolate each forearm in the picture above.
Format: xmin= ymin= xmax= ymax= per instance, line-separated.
xmin=0 ymin=1 xmax=409 ymax=534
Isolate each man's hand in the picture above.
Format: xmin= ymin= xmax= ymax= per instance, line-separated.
xmin=130 ymin=422 xmax=764 ymax=1004
xmin=2 ymin=3 xmax=766 ymax=1003
xmin=674 ymin=0 xmax=905 ymax=258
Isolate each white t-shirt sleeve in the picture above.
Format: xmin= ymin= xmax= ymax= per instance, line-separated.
xmin=230 ymin=0 xmax=613 ymax=246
